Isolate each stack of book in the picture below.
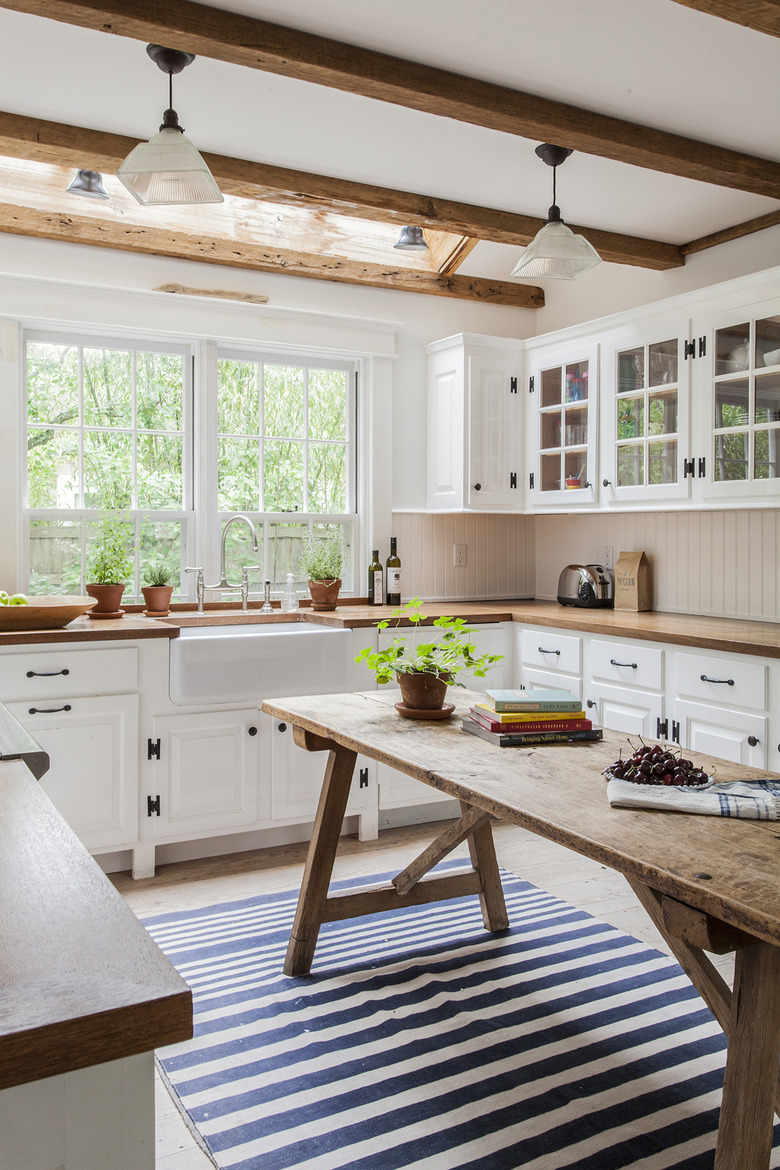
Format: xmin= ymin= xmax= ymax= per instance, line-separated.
xmin=462 ymin=688 xmax=603 ymax=747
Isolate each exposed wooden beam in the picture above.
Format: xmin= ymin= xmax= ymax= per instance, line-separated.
xmin=0 ymin=111 xmax=685 ymax=271
xmin=0 ymin=202 xmax=544 ymax=306
xmin=682 ymin=207 xmax=780 ymax=255
xmin=0 ymin=0 xmax=778 ymax=198
xmin=669 ymin=0 xmax=780 ymax=37
xmin=426 ymin=233 xmax=480 ymax=277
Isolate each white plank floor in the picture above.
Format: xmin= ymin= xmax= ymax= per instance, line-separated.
xmin=112 ymin=818 xmax=735 ymax=1170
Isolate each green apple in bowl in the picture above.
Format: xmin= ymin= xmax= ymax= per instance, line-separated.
xmin=0 ymin=592 xmax=8 ymax=605
xmin=8 ymin=593 xmax=28 ymax=605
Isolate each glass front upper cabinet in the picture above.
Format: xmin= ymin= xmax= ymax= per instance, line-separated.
xmin=708 ymin=313 xmax=780 ymax=490
xmin=531 ymin=343 xmax=598 ymax=506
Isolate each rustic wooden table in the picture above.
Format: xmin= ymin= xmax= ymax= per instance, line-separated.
xmin=262 ymin=688 xmax=780 ymax=1170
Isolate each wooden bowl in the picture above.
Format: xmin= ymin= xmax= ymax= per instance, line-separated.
xmin=0 ymin=595 xmax=97 ymax=631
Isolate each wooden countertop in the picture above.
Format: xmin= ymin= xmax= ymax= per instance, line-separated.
xmin=0 ymin=758 xmax=192 ymax=1090
xmin=3 ymin=599 xmax=780 ymax=658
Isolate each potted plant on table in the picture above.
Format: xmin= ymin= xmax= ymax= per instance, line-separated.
xmin=86 ymin=513 xmax=133 ymax=617
xmin=298 ymin=532 xmax=344 ymax=612
xmin=355 ymin=597 xmax=504 ymax=717
xmin=141 ymin=562 xmax=174 ymax=616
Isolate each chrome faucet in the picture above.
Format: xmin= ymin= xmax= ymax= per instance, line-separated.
xmin=205 ymin=515 xmax=260 ymax=610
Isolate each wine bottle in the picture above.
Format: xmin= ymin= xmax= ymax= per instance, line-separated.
xmin=368 ymin=550 xmax=383 ymax=606
xmin=386 ymin=537 xmax=401 ymax=605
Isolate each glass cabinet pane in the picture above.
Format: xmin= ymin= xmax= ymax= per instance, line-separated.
xmin=617 ymin=445 xmax=643 ymax=487
xmin=540 ymin=410 xmax=561 ymax=450
xmin=540 ymin=452 xmax=561 ymax=492
xmin=715 ymin=324 xmax=749 ymax=375
xmin=755 ymin=430 xmax=780 ymax=479
xmin=648 ymin=388 xmax=677 ymax=436
xmin=564 ymin=403 xmax=587 ymax=446
xmin=714 ymin=432 xmax=748 ymax=481
xmin=715 ymin=379 xmax=749 ymax=428
xmin=617 ymin=396 xmax=644 ymax=439
xmin=648 ymin=439 xmax=677 ymax=485
xmin=540 ymin=367 xmax=561 ymax=408
xmin=755 ymin=315 xmax=780 ymax=368
xmin=755 ymin=373 xmax=780 ymax=423
xmin=618 ymin=348 xmax=643 ymax=393
xmin=648 ymin=340 xmax=677 ymax=387
xmin=565 ymin=362 xmax=588 ymax=402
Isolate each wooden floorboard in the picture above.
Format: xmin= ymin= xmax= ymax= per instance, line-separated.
xmin=112 ymin=818 xmax=735 ymax=1168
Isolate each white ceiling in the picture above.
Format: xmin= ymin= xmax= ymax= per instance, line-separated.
xmin=0 ymin=0 xmax=777 ymax=280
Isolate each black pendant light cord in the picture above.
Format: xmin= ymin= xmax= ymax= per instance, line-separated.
xmin=169 ymin=70 xmax=173 ymax=111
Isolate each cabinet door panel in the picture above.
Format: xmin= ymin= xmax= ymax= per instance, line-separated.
xmin=466 ymin=354 xmax=521 ymax=510
xmin=585 ymin=682 xmax=663 ymax=738
xmin=8 ymin=695 xmax=138 ymax=849
xmin=271 ymin=718 xmax=370 ymax=821
xmin=520 ymin=666 xmax=583 ymax=702
xmin=526 ymin=342 xmax=599 ymax=509
xmin=675 ymin=699 xmax=767 ymax=767
xmin=151 ymin=710 xmax=265 ymax=839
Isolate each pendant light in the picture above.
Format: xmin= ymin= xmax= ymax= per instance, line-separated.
xmin=117 ymin=44 xmax=223 ymax=206
xmin=66 ymin=169 xmax=109 ymax=199
xmin=510 ymin=144 xmax=600 ymax=280
xmin=393 ymin=225 xmax=429 ymax=251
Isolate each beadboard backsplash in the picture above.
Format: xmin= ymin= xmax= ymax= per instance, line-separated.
xmin=393 ymin=508 xmax=780 ymax=622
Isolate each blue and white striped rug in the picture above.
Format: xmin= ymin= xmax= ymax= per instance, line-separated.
xmin=144 ymin=867 xmax=780 ymax=1169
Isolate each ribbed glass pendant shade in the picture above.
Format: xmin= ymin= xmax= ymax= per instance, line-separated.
xmin=510 ymin=219 xmax=601 ymax=280
xmin=66 ymin=169 xmax=109 ymax=199
xmin=393 ymin=225 xmax=429 ymax=251
xmin=117 ymin=126 xmax=223 ymax=206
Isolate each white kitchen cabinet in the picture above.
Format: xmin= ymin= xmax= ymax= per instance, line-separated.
xmin=673 ymin=699 xmax=766 ymax=768
xmin=426 ymin=333 xmax=523 ymax=512
xmin=270 ymin=716 xmax=377 ymax=839
xmin=600 ymin=315 xmax=693 ymax=506
xmin=584 ymin=683 xmax=664 ymax=739
xmin=515 ymin=622 xmax=583 ymax=700
xmin=525 ymin=340 xmax=599 ymax=509
xmin=148 ymin=708 xmax=270 ymax=841
xmin=7 ymin=694 xmax=139 ymax=850
xmin=671 ymin=647 xmax=769 ymax=767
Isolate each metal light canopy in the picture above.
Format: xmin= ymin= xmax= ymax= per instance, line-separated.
xmin=66 ymin=169 xmax=109 ymax=199
xmin=393 ymin=225 xmax=429 ymax=251
xmin=117 ymin=44 xmax=223 ymax=206
xmin=511 ymin=144 xmax=601 ymax=280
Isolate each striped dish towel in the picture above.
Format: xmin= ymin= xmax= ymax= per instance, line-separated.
xmin=607 ymin=777 xmax=780 ymax=819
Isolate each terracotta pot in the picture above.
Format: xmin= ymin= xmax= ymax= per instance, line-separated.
xmin=86 ymin=582 xmax=126 ymax=615
xmin=141 ymin=584 xmax=173 ymax=616
xmin=308 ymin=577 xmax=341 ymax=612
xmin=397 ymin=670 xmax=450 ymax=711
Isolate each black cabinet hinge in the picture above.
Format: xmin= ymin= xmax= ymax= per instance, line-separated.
xmin=359 ymin=767 xmax=369 ymax=789
xmin=656 ymin=717 xmax=669 ymax=740
xmin=698 ymin=457 xmax=706 ymax=477
xmin=529 ymin=472 xmax=534 ymax=489
xmin=147 ymin=737 xmax=161 ymax=760
xmin=672 ymin=720 xmax=681 ymax=743
xmin=684 ymin=340 xmax=696 ymax=360
xmin=147 ymin=795 xmax=161 ymax=817
xmin=683 ymin=458 xmax=695 ymax=478
xmin=529 ymin=375 xmax=534 ymax=393
xmin=510 ymin=471 xmax=517 ymax=489
xmin=510 ymin=376 xmax=518 ymax=394
xmin=699 ymin=336 xmax=706 ymax=357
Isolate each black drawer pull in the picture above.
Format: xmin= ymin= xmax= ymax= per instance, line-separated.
xmin=700 ymin=674 xmax=734 ymax=686
xmin=747 ymin=735 xmax=759 ymax=747
xmin=26 ymin=668 xmax=69 ymax=677
xmin=538 ymin=647 xmax=561 ymax=655
xmin=29 ymin=704 xmax=71 ymax=714
xmin=610 ymin=658 xmax=637 ymax=669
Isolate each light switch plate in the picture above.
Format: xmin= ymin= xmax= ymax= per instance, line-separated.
xmin=453 ymin=543 xmax=467 ymax=567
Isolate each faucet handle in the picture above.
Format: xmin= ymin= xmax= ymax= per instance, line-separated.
xmin=185 ymin=566 xmax=205 ymax=612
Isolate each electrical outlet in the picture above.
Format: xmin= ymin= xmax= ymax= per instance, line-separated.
xmin=602 ymin=546 xmax=614 ymax=570
xmin=453 ymin=543 xmax=467 ymax=567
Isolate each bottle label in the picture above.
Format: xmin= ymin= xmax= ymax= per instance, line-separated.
xmin=371 ymin=569 xmax=383 ymax=604
xmin=388 ymin=568 xmax=401 ymax=594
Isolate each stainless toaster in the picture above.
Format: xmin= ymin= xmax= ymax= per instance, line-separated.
xmin=557 ymin=564 xmax=614 ymax=608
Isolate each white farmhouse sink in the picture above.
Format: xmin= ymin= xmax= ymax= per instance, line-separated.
xmin=169 ymin=621 xmax=353 ymax=706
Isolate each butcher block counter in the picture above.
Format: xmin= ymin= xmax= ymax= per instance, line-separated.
xmin=2 ymin=599 xmax=780 ymax=658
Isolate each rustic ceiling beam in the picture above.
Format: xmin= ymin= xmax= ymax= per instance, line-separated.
xmin=682 ymin=207 xmax=780 ymax=255
xmin=0 ymin=1 xmax=778 ymax=198
xmin=0 ymin=201 xmax=544 ymax=307
xmin=0 ymin=110 xmax=685 ymax=270
xmin=669 ymin=0 xmax=780 ymax=37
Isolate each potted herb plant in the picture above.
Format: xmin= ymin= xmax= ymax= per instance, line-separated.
xmin=86 ymin=512 xmax=134 ymax=616
xmin=355 ymin=597 xmax=504 ymax=716
xmin=141 ymin=562 xmax=174 ymax=616
xmin=298 ymin=532 xmax=344 ymax=612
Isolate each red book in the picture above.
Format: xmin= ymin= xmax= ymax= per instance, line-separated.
xmin=469 ymin=709 xmax=592 ymax=734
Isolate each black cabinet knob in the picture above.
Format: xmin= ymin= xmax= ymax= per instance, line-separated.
xmin=586 ymin=699 xmax=596 ymax=709
xmin=747 ymin=735 xmax=759 ymax=747
xmin=473 ymin=483 xmax=482 ymax=491
xmin=248 ymin=726 xmax=257 ymax=736
xmin=278 ymin=722 xmax=287 ymax=732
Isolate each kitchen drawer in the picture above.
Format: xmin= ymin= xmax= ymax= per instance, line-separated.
xmin=590 ymin=639 xmax=664 ymax=692
xmin=520 ymin=628 xmax=582 ymax=675
xmin=520 ymin=667 xmax=583 ymax=702
xmin=0 ymin=644 xmax=138 ymax=700
xmin=674 ymin=651 xmax=766 ymax=710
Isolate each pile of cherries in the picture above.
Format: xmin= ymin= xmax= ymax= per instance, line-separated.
xmin=606 ymin=742 xmax=710 ymax=787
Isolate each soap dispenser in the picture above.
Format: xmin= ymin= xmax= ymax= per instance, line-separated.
xmin=282 ymin=573 xmax=299 ymax=613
